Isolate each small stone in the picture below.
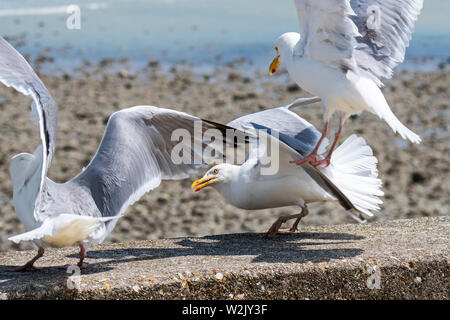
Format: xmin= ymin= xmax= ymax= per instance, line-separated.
xmin=215 ymin=272 xmax=224 ymax=281
xmin=148 ymin=60 xmax=159 ymax=68
xmin=118 ymin=70 xmax=129 ymax=79
xmin=414 ymin=276 xmax=422 ymax=284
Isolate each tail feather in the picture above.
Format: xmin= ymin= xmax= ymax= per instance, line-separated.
xmin=325 ymin=134 xmax=384 ymax=219
xmin=357 ymin=76 xmax=421 ymax=144
xmin=375 ymin=106 xmax=421 ymax=144
xmin=333 ymin=177 xmax=383 ymax=197
xmin=333 ymin=156 xmax=378 ymax=174
xmin=9 ymin=214 xmax=121 ymax=247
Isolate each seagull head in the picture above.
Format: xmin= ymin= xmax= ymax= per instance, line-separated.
xmin=269 ymin=32 xmax=301 ymax=75
xmin=191 ymin=164 xmax=236 ymax=192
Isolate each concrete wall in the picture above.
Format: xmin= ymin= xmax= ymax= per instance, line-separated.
xmin=0 ymin=217 xmax=448 ymax=299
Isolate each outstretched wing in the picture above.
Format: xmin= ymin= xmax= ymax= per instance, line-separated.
xmin=350 ymin=0 xmax=423 ymax=85
xmin=0 ymin=36 xmax=58 ymax=219
xmin=293 ymin=0 xmax=360 ymax=72
xmin=227 ymin=96 xmax=328 ymax=157
xmin=293 ymin=0 xmax=423 ymax=86
xmin=70 ymin=105 xmax=245 ymax=219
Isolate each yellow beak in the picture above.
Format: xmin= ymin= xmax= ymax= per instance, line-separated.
xmin=191 ymin=177 xmax=217 ymax=192
xmin=269 ymin=55 xmax=281 ymax=75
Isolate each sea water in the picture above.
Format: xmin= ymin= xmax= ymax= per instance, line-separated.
xmin=0 ymin=0 xmax=448 ymax=73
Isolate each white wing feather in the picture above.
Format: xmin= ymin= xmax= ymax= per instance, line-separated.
xmin=293 ymin=0 xmax=423 ymax=84
xmin=0 ymin=37 xmax=58 ymax=222
xmin=294 ymin=0 xmax=360 ymax=71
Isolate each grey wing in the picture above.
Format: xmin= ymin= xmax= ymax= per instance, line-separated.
xmin=70 ymin=105 xmax=239 ymax=218
xmin=0 ymin=36 xmax=58 ymax=219
xmin=227 ymin=97 xmax=328 ymax=157
xmin=293 ymin=0 xmax=360 ymax=71
xmin=350 ymin=0 xmax=423 ymax=85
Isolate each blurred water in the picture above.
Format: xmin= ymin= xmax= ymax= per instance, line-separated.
xmin=0 ymin=0 xmax=448 ymax=72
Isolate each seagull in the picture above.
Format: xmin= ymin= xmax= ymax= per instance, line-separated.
xmin=0 ymin=37 xmax=244 ymax=271
xmin=192 ymin=102 xmax=384 ymax=237
xmin=269 ymin=0 xmax=423 ymax=168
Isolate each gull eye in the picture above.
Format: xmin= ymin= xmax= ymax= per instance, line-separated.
xmin=213 ymin=168 xmax=219 ymax=174
xmin=275 ymin=46 xmax=278 ymax=52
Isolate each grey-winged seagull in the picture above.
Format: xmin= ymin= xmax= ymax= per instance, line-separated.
xmin=0 ymin=36 xmax=239 ymax=271
xmin=192 ymin=102 xmax=384 ymax=237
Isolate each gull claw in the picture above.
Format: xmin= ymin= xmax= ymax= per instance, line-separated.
xmin=290 ymin=153 xmax=319 ymax=166
xmin=309 ymin=157 xmax=331 ymax=168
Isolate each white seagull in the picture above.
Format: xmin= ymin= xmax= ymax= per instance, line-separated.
xmin=0 ymin=37 xmax=244 ymax=271
xmin=192 ymin=102 xmax=384 ymax=237
xmin=269 ymin=0 xmax=423 ymax=167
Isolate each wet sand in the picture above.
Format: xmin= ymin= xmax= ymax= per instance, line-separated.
xmin=0 ymin=60 xmax=448 ymax=251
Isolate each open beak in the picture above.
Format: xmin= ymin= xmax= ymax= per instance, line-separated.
xmin=191 ymin=177 xmax=217 ymax=192
xmin=269 ymin=55 xmax=281 ymax=75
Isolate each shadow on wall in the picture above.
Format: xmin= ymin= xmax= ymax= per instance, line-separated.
xmin=0 ymin=232 xmax=364 ymax=289
xmin=82 ymin=232 xmax=364 ymax=265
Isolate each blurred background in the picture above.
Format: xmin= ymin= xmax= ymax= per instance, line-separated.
xmin=0 ymin=0 xmax=448 ymax=250
xmin=0 ymin=0 xmax=449 ymax=71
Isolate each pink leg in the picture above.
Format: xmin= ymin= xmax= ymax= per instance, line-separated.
xmin=265 ymin=206 xmax=309 ymax=238
xmin=9 ymin=247 xmax=45 ymax=272
xmin=78 ymin=243 xmax=87 ymax=269
xmin=59 ymin=243 xmax=88 ymax=270
xmin=291 ymin=122 xmax=329 ymax=166
xmin=311 ymin=119 xmax=343 ymax=168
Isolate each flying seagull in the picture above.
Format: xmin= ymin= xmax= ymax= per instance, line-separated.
xmin=192 ymin=103 xmax=384 ymax=237
xmin=269 ymin=0 xmax=423 ymax=167
xmin=0 ymin=37 xmax=242 ymax=271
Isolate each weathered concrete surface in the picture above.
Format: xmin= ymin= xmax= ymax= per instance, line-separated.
xmin=0 ymin=217 xmax=448 ymax=300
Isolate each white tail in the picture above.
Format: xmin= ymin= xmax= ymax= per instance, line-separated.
xmin=324 ymin=135 xmax=384 ymax=219
xmin=357 ymin=76 xmax=421 ymax=144
xmin=374 ymin=101 xmax=422 ymax=143
xmin=9 ymin=214 xmax=121 ymax=247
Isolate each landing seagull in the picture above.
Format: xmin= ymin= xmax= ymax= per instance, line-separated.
xmin=192 ymin=103 xmax=384 ymax=237
xmin=269 ymin=0 xmax=423 ymax=167
xmin=0 ymin=37 xmax=243 ymax=271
